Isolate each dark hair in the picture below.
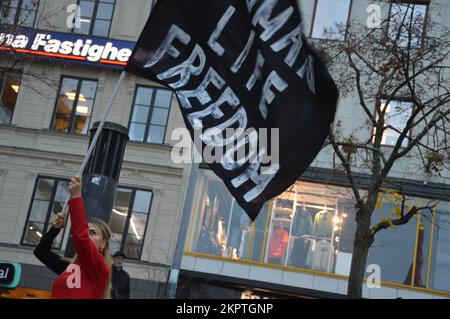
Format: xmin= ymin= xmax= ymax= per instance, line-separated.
xmin=113 ymin=251 xmax=126 ymax=258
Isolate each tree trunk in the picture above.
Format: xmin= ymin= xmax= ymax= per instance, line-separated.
xmin=347 ymin=211 xmax=372 ymax=298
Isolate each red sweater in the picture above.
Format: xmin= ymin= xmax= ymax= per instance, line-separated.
xmin=51 ymin=197 xmax=110 ymax=299
xmin=269 ymin=226 xmax=289 ymax=259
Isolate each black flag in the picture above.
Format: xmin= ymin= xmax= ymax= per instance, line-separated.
xmin=126 ymin=0 xmax=338 ymax=221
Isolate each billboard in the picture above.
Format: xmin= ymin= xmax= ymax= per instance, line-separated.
xmin=0 ymin=27 xmax=135 ymax=69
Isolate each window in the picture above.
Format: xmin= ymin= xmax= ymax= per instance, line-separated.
xmin=185 ymin=167 xmax=450 ymax=293
xmin=310 ymin=0 xmax=352 ymax=40
xmin=51 ymin=77 xmax=98 ymax=135
xmin=110 ymin=187 xmax=153 ymax=259
xmin=186 ymin=169 xmax=359 ymax=275
xmin=75 ymin=0 xmax=116 ymax=37
xmin=367 ymin=198 xmax=421 ymax=286
xmin=388 ymin=1 xmax=428 ymax=47
xmin=0 ymin=70 xmax=21 ymax=125
xmin=373 ymin=99 xmax=413 ymax=147
xmin=0 ymin=0 xmax=39 ymax=27
xmin=23 ymin=178 xmax=153 ymax=259
xmin=430 ymin=201 xmax=450 ymax=292
xmin=129 ymin=86 xmax=172 ymax=144
xmin=22 ymin=177 xmax=69 ymax=249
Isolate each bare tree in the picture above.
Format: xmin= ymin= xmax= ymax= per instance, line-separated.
xmin=314 ymin=2 xmax=450 ymax=298
xmin=141 ymin=239 xmax=174 ymax=299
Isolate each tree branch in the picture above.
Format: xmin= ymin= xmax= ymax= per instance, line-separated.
xmin=328 ymin=132 xmax=365 ymax=209
xmin=370 ymin=205 xmax=436 ymax=238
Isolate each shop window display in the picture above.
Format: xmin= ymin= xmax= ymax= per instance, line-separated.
xmin=264 ymin=183 xmax=357 ymax=273
xmin=186 ymin=168 xmax=450 ymax=293
xmin=405 ymin=205 xmax=432 ymax=289
xmin=187 ymin=169 xmax=358 ymax=275
xmin=190 ymin=169 xmax=254 ymax=259
xmin=248 ymin=205 xmax=269 ymax=263
xmin=367 ymin=196 xmax=432 ymax=287
xmin=225 ymin=198 xmax=253 ymax=259
xmin=430 ymin=201 xmax=450 ymax=292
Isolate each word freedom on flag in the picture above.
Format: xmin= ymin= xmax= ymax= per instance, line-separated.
xmin=126 ymin=0 xmax=338 ymax=220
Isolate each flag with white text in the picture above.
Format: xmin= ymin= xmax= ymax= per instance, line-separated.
xmin=126 ymin=0 xmax=338 ymax=221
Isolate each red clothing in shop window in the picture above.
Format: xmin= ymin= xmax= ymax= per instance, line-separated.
xmin=269 ymin=226 xmax=289 ymax=259
xmin=51 ymin=197 xmax=110 ymax=299
xmin=403 ymin=226 xmax=425 ymax=287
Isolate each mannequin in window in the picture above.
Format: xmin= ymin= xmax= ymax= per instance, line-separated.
xmin=288 ymin=206 xmax=313 ymax=268
xmin=306 ymin=238 xmax=335 ymax=272
xmin=403 ymin=225 xmax=425 ymax=287
xmin=196 ymin=194 xmax=220 ymax=255
xmin=197 ymin=224 xmax=213 ymax=254
xmin=238 ymin=223 xmax=250 ymax=259
xmin=306 ymin=209 xmax=336 ymax=272
xmin=312 ymin=209 xmax=333 ymax=238
xmin=229 ymin=212 xmax=249 ymax=259
xmin=268 ymin=225 xmax=289 ymax=265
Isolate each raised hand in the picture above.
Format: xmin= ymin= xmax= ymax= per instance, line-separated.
xmin=52 ymin=212 xmax=66 ymax=229
xmin=69 ymin=176 xmax=82 ymax=199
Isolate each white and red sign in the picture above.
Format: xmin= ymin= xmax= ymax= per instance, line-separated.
xmin=0 ymin=27 xmax=135 ymax=68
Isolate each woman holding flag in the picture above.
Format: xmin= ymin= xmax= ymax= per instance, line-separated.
xmin=33 ymin=176 xmax=112 ymax=299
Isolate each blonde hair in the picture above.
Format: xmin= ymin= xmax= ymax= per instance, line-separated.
xmin=89 ymin=218 xmax=112 ymax=299
xmin=70 ymin=218 xmax=112 ymax=299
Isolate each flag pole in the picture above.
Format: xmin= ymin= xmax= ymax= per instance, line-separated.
xmin=61 ymin=70 xmax=127 ymax=216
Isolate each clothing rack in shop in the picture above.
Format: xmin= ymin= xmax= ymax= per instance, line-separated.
xmin=298 ymin=234 xmax=333 ymax=241
xmin=272 ymin=217 xmax=291 ymax=226
xmin=296 ymin=203 xmax=335 ymax=212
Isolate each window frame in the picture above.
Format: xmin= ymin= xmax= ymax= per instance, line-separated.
xmin=309 ymin=0 xmax=353 ymax=41
xmin=188 ymin=165 xmax=450 ymax=295
xmin=128 ymin=85 xmax=173 ymax=145
xmin=21 ymin=176 xmax=70 ymax=249
xmin=0 ymin=69 xmax=22 ymax=126
xmin=386 ymin=0 xmax=430 ymax=49
xmin=73 ymin=0 xmax=117 ymax=38
xmin=113 ymin=186 xmax=153 ymax=260
xmin=50 ymin=75 xmax=98 ymax=135
xmin=372 ymin=96 xmax=415 ymax=148
xmin=22 ymin=177 xmax=153 ymax=260
xmin=0 ymin=0 xmax=40 ymax=27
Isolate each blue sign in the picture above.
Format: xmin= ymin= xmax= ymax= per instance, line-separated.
xmin=0 ymin=262 xmax=21 ymax=288
xmin=0 ymin=27 xmax=135 ymax=69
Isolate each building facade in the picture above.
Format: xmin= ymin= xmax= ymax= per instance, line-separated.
xmin=0 ymin=0 xmax=190 ymax=298
xmin=1 ymin=0 xmax=449 ymax=300
xmin=173 ymin=0 xmax=450 ymax=299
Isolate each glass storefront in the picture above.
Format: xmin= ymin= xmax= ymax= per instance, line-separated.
xmin=430 ymin=201 xmax=450 ymax=292
xmin=367 ymin=199 xmax=422 ymax=286
xmin=185 ymin=169 xmax=358 ymax=274
xmin=184 ymin=167 xmax=450 ymax=294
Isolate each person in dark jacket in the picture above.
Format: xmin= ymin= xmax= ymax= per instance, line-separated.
xmin=111 ymin=251 xmax=130 ymax=299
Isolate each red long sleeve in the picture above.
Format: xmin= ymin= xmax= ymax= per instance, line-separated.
xmin=68 ymin=197 xmax=109 ymax=283
xmin=51 ymin=197 xmax=110 ymax=299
